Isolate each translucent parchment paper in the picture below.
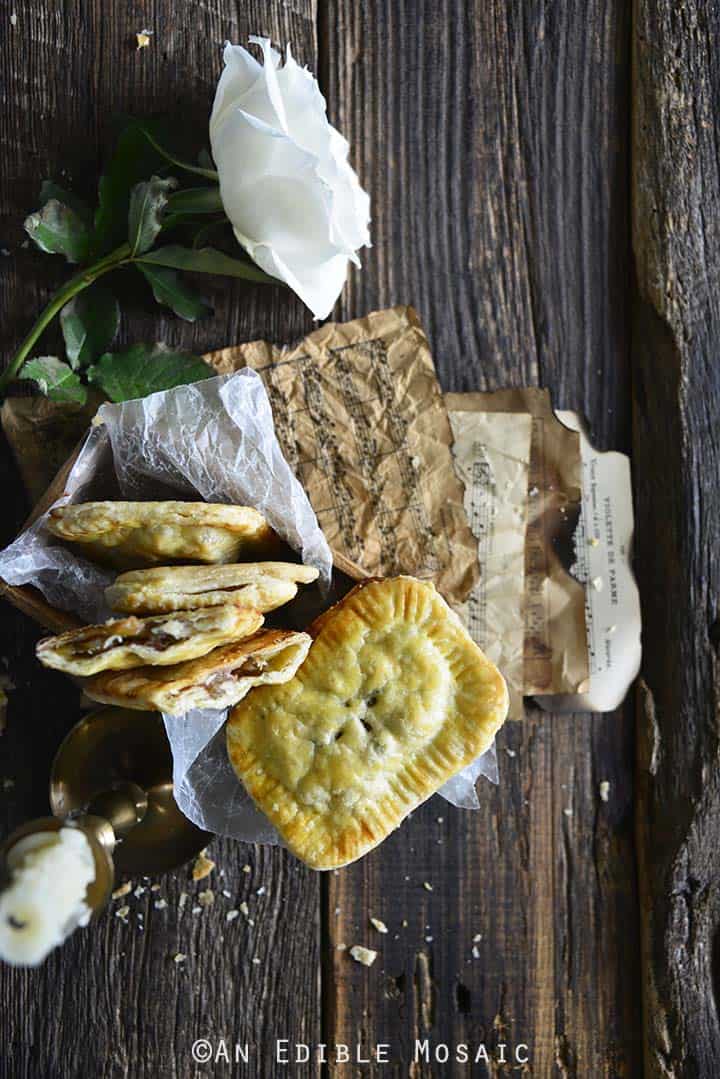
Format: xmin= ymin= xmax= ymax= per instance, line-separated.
xmin=0 ymin=368 xmax=496 ymax=843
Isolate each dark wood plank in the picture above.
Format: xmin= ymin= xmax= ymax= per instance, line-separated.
xmin=321 ymin=1 xmax=640 ymax=1073
xmin=0 ymin=4 xmax=321 ymax=1077
xmin=633 ymin=1 xmax=720 ymax=1074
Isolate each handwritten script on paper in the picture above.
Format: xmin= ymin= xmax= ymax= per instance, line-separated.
xmin=207 ymin=307 xmax=478 ymax=605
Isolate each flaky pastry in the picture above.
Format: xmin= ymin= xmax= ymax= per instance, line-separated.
xmin=46 ymin=501 xmax=276 ymax=568
xmin=226 ymin=576 xmax=508 ymax=869
xmin=36 ymin=605 xmax=263 ymax=676
xmin=105 ymin=562 xmax=319 ymax=615
xmin=82 ymin=629 xmax=311 ymax=716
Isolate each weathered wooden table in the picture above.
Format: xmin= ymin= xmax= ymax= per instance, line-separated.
xmin=0 ymin=1 xmax=713 ymax=1075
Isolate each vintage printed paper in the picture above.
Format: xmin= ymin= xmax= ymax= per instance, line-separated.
xmin=446 ymin=389 xmax=589 ymax=699
xmin=448 ymin=409 xmax=532 ymax=719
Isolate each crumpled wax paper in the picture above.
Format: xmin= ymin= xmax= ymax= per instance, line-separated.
xmin=0 ymin=369 xmax=497 ymax=843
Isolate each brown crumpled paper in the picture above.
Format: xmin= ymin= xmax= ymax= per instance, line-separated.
xmin=1 ymin=392 xmax=104 ymax=504
xmin=446 ymin=389 xmax=588 ymax=699
xmin=207 ymin=306 xmax=479 ymax=605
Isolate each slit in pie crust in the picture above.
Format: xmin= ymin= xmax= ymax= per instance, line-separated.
xmin=226 ymin=576 xmax=508 ymax=869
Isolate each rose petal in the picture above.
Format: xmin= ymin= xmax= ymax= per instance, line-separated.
xmin=210 ymin=37 xmax=370 ymax=318
xmin=210 ymin=44 xmax=262 ymax=135
xmin=225 ymin=172 xmax=337 ymax=267
xmin=209 ymin=111 xmax=330 ymax=236
xmin=248 ymin=36 xmax=288 ymax=134
xmin=242 ymin=240 xmax=351 ymax=321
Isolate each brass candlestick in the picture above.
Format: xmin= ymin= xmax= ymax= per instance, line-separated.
xmin=1 ymin=707 xmax=210 ymax=917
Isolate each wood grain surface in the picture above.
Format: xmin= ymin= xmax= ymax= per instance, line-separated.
xmin=0 ymin=4 xmax=322 ymax=1079
xmin=323 ymin=2 xmax=639 ymax=1075
xmin=633 ymin=0 xmax=720 ymax=1074
xmin=0 ymin=0 xmax=687 ymax=1075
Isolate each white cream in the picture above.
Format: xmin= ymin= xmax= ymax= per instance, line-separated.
xmin=0 ymin=827 xmax=95 ymax=966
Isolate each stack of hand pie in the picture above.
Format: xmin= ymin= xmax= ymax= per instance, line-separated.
xmin=35 ymin=501 xmax=318 ymax=716
xmin=36 ymin=500 xmax=510 ymax=869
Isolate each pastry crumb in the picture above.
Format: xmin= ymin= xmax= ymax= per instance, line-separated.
xmin=226 ymin=909 xmax=239 ymax=922
xmin=198 ymin=889 xmax=214 ymax=907
xmin=242 ymin=864 xmax=251 ymax=874
xmin=423 ymin=881 xmax=433 ymax=892
xmin=192 ymin=850 xmax=215 ymax=881
xmin=136 ymin=29 xmax=153 ymax=49
xmin=370 ymin=917 xmax=388 ymax=934
xmin=154 ymin=899 xmax=168 ymax=911
xmin=472 ymin=945 xmax=481 ymax=959
xmin=133 ymin=885 xmax=145 ymax=898
xmin=150 ymin=883 xmax=160 ymax=892
xmin=336 ymin=942 xmax=347 ymax=951
xmin=563 ymin=807 xmax=573 ymax=817
xmin=115 ymin=905 xmax=130 ymax=920
xmin=505 ymin=747 xmax=517 ymax=758
xmin=256 ymin=885 xmax=266 ymax=896
xmin=178 ymin=892 xmax=187 ymax=911
xmin=473 ymin=933 xmax=482 ymax=943
xmin=239 ymin=901 xmax=249 ymax=916
xmin=191 ymin=905 xmax=202 ymax=915
xmin=599 ymin=780 xmax=611 ymax=803
xmin=350 ymin=945 xmax=377 ymax=967
xmin=252 ymin=957 xmax=261 ymax=965
xmin=173 ymin=952 xmax=186 ymax=964
xmin=112 ymin=882 xmax=132 ymax=900
xmin=589 ymin=536 xmax=600 ymax=547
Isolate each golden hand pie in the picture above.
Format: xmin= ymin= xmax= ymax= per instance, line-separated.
xmin=36 ymin=605 xmax=263 ymax=677
xmin=82 ymin=629 xmax=311 ymax=716
xmin=46 ymin=501 xmax=277 ymax=568
xmin=105 ymin=562 xmax=319 ymax=615
xmin=226 ymin=576 xmax=509 ymax=870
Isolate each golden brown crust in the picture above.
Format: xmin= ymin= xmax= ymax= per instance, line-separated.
xmin=82 ymin=629 xmax=311 ymax=716
xmin=306 ymin=577 xmax=383 ymax=638
xmin=226 ymin=576 xmax=508 ymax=870
xmin=105 ymin=562 xmax=319 ymax=615
xmin=36 ymin=605 xmax=264 ymax=676
xmin=46 ymin=501 xmax=277 ymax=568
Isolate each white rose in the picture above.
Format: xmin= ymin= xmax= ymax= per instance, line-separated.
xmin=210 ymin=37 xmax=371 ymax=320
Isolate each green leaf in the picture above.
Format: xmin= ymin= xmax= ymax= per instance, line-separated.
xmin=128 ymin=176 xmax=178 ymax=256
xmin=197 ymin=148 xmax=215 ymax=172
xmin=138 ymin=125 xmax=218 ymax=180
xmin=190 ymin=219 xmax=229 ymax=250
xmin=166 ymin=187 xmax=224 ymax=216
xmin=136 ymin=244 xmax=277 ymax=284
xmin=60 ymin=285 xmax=120 ymax=368
xmin=39 ymin=181 xmax=93 ymax=227
xmin=19 ymin=356 xmax=87 ymax=404
xmin=137 ymin=264 xmax=211 ymax=322
xmin=94 ymin=119 xmax=169 ymax=255
xmin=24 ymin=200 xmax=91 ymax=264
xmin=87 ymin=343 xmax=212 ymax=402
